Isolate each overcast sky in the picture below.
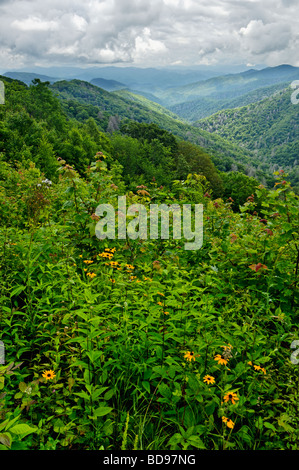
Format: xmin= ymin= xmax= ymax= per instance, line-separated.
xmin=0 ymin=0 xmax=298 ymax=70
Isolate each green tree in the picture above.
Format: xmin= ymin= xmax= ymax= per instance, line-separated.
xmin=221 ymin=171 xmax=259 ymax=209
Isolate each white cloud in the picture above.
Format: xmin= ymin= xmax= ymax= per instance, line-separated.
xmin=12 ymin=16 xmax=58 ymax=32
xmin=0 ymin=0 xmax=298 ymax=69
xmin=133 ymin=27 xmax=168 ymax=63
xmin=239 ymin=19 xmax=291 ymax=54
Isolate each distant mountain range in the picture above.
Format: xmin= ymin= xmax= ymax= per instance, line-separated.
xmin=153 ymin=64 xmax=299 ymax=116
xmin=4 ymin=64 xmax=299 ymax=121
xmin=90 ymin=77 xmax=127 ymax=91
xmin=2 ymin=65 xmax=221 ymax=91
xmin=2 ymin=63 xmax=298 ymax=189
xmin=3 ymin=71 xmax=59 ymax=85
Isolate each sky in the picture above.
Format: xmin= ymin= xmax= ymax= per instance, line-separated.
xmin=0 ymin=0 xmax=298 ymax=71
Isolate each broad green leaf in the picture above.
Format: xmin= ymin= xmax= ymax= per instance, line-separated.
xmin=93 ymin=406 xmax=113 ymax=417
xmin=9 ymin=423 xmax=37 ymax=437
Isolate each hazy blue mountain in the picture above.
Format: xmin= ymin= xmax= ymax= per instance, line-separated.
xmin=168 ymin=81 xmax=292 ymax=122
xmin=91 ymin=77 xmax=127 ymax=91
xmin=3 ymin=65 xmax=221 ymax=91
xmin=3 ymin=71 xmax=59 ymax=85
xmin=154 ymin=64 xmax=299 ymax=107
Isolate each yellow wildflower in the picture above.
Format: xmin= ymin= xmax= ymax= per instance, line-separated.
xmin=184 ymin=351 xmax=196 ymax=362
xmin=42 ymin=370 xmax=56 ymax=380
xmin=86 ymin=272 xmax=96 ymax=278
xmin=222 ymin=416 xmax=234 ymax=429
xmin=203 ymin=375 xmax=215 ymax=385
xmin=223 ymin=392 xmax=239 ymax=405
xmin=214 ymin=354 xmax=229 ymax=366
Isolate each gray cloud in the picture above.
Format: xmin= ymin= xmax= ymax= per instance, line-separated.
xmin=0 ymin=0 xmax=298 ymax=69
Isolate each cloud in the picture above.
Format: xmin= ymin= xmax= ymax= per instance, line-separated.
xmin=12 ymin=16 xmax=58 ymax=32
xmin=239 ymin=19 xmax=291 ymax=55
xmin=0 ymin=0 xmax=298 ymax=69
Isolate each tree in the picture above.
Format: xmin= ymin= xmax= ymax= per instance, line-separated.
xmin=221 ymin=171 xmax=259 ymax=210
xmin=175 ymin=141 xmax=223 ymax=198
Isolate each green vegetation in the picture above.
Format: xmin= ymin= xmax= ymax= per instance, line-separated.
xmin=195 ymin=87 xmax=299 ymax=192
xmin=50 ymin=78 xmax=264 ymax=177
xmin=169 ymin=82 xmax=292 ymax=122
xmin=0 ymin=75 xmax=298 ymax=451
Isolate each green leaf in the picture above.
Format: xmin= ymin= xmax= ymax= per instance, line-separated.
xmin=93 ymin=406 xmax=113 ymax=417
xmin=264 ymin=422 xmax=276 ymax=432
xmin=142 ymin=381 xmax=151 ymax=394
xmin=187 ymin=435 xmax=206 ymax=449
xmin=74 ymin=391 xmax=90 ymax=400
xmin=9 ymin=423 xmax=37 ymax=437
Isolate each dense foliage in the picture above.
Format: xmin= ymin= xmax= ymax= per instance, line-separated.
xmin=195 ymin=88 xmax=299 ymax=192
xmin=0 ymin=75 xmax=298 ymax=451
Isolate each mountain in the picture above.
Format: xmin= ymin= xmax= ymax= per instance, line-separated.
xmin=3 ymin=71 xmax=59 ymax=85
xmin=49 ymin=78 xmax=261 ymax=174
xmin=154 ymin=65 xmax=299 ymax=113
xmin=168 ymin=81 xmax=292 ymax=122
xmin=90 ymin=77 xmax=127 ymax=91
xmin=3 ymin=65 xmax=221 ymax=92
xmin=194 ymin=86 xmax=299 ymax=188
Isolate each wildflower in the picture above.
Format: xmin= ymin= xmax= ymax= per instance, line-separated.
xmin=163 ymin=311 xmax=169 ymax=315
xmin=157 ymin=301 xmax=163 ymax=306
xmin=223 ymin=392 xmax=239 ymax=405
xmin=214 ymin=354 xmax=229 ymax=366
xmin=83 ymin=260 xmax=94 ymax=264
xmin=110 ymin=261 xmax=120 ymax=268
xmin=203 ymin=375 xmax=215 ymax=385
xmin=86 ymin=272 xmax=96 ymax=278
xmin=98 ymin=252 xmax=111 ymax=258
xmin=184 ymin=351 xmax=196 ymax=362
xmin=125 ymin=264 xmax=134 ymax=270
xmin=253 ymin=364 xmax=266 ymax=374
xmin=222 ymin=417 xmax=235 ymax=429
xmin=109 ymin=278 xmax=115 ymax=283
xmin=42 ymin=370 xmax=56 ymax=380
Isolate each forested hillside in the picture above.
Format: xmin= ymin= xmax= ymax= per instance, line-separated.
xmin=168 ymin=82 xmax=291 ymax=122
xmin=0 ymin=75 xmax=298 ymax=451
xmin=154 ymin=64 xmax=299 ymax=108
xmin=195 ymin=87 xmax=299 ymax=192
xmin=49 ymin=79 xmax=276 ymax=184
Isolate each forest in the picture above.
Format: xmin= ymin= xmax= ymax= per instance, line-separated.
xmin=0 ymin=76 xmax=298 ymax=451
